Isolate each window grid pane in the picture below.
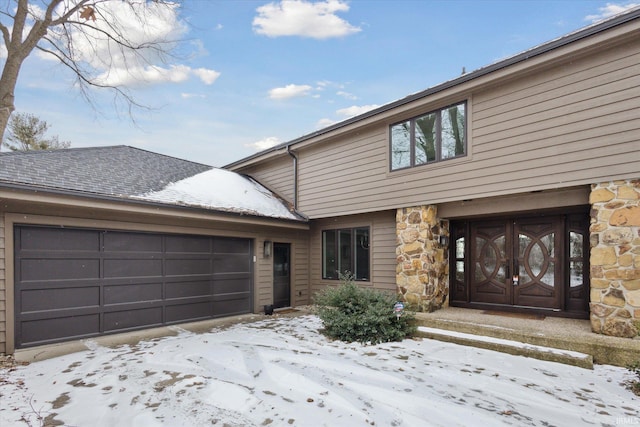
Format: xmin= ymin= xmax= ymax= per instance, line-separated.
xmin=415 ymin=113 xmax=436 ymax=165
xmin=355 ymin=228 xmax=370 ymax=280
xmin=390 ymin=121 xmax=411 ymax=170
xmin=322 ymin=230 xmax=337 ymax=279
xmin=441 ymin=103 xmax=465 ymax=159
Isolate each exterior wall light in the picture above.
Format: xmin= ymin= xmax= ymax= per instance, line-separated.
xmin=264 ymin=240 xmax=272 ymax=257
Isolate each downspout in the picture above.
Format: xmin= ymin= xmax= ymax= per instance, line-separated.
xmin=286 ymin=145 xmax=298 ymax=210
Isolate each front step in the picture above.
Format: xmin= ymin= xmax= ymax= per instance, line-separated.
xmin=416 ymin=326 xmax=594 ymax=369
xmin=414 ymin=309 xmax=640 ymax=367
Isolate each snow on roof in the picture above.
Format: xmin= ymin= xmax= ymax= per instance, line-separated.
xmin=132 ymin=168 xmax=299 ymax=220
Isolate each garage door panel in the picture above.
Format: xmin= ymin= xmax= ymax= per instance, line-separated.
xmin=166 ymin=301 xmax=211 ymax=323
xmin=166 ymin=235 xmax=211 ymax=253
xmin=15 ymin=225 xmax=253 ymax=348
xmin=103 ymin=259 xmax=163 ymax=278
xmin=20 ymin=314 xmax=100 ymax=346
xmin=165 ymin=280 xmax=211 ymax=299
xmin=213 ymin=237 xmax=250 ymax=254
xmin=104 ymin=282 xmax=163 ymax=305
xmin=213 ymin=254 xmax=251 ymax=273
xmin=213 ymin=296 xmax=251 ymax=316
xmin=19 ymin=259 xmax=100 ymax=281
xmin=18 ymin=227 xmax=100 ymax=252
xmin=213 ymin=276 xmax=252 ymax=294
xmin=103 ymin=232 xmax=162 ymax=252
xmin=165 ymin=258 xmax=212 ymax=276
xmin=21 ymin=286 xmax=100 ymax=313
xmin=104 ymin=307 xmax=163 ymax=332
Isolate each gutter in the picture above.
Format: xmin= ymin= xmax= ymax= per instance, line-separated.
xmin=286 ymin=145 xmax=298 ymax=210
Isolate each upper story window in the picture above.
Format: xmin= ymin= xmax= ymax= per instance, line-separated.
xmin=390 ymin=102 xmax=466 ymax=170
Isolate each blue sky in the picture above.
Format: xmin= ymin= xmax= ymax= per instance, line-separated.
xmin=3 ymin=0 xmax=638 ymax=166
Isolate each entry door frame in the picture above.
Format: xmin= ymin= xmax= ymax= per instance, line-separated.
xmin=449 ymin=207 xmax=590 ymax=318
xmin=273 ymin=242 xmax=291 ymax=309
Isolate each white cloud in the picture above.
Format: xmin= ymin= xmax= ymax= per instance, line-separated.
xmin=316 ymin=118 xmax=336 ymax=128
xmin=336 ymin=90 xmax=357 ymax=100
xmin=95 ymin=64 xmax=190 ymax=86
xmin=193 ymin=68 xmax=221 ymax=85
xmin=42 ymin=1 xmax=218 ymax=88
xmin=181 ymin=93 xmax=206 ymax=99
xmin=268 ymin=84 xmax=313 ymax=99
xmin=584 ymin=2 xmax=639 ymax=22
xmin=253 ymin=0 xmax=361 ymax=39
xmin=336 ymin=104 xmax=379 ymax=118
xmin=315 ymin=104 xmax=380 ymax=129
xmin=245 ymin=136 xmax=282 ymax=151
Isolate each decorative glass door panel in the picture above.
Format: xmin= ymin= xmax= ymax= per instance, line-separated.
xmin=514 ymin=219 xmax=562 ymax=309
xmin=470 ymin=223 xmax=510 ymax=305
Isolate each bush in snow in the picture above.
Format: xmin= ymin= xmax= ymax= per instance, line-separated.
xmin=314 ymin=272 xmax=416 ymax=345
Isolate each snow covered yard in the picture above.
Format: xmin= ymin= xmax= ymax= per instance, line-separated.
xmin=0 ymin=315 xmax=638 ymax=427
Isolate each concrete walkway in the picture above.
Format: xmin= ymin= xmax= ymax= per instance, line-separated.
xmin=414 ymin=307 xmax=640 ymax=368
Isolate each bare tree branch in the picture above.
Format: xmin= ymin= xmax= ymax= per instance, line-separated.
xmin=0 ymin=0 xmax=190 ymax=143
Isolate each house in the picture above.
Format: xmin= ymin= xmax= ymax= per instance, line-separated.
xmin=0 ymin=146 xmax=309 ymax=353
xmin=225 ymin=9 xmax=640 ymax=339
xmin=1 ymin=8 xmax=639 ymax=356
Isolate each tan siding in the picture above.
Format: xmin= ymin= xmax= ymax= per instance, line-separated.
xmin=238 ymin=156 xmax=295 ymax=203
xmin=291 ymin=36 xmax=640 ymax=218
xmin=309 ymin=211 xmax=396 ymax=298
xmin=292 ymin=241 xmax=310 ymax=306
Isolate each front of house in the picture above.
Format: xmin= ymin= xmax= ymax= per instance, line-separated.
xmin=0 ymin=9 xmax=639 ymax=356
xmin=226 ymin=9 xmax=640 ymax=339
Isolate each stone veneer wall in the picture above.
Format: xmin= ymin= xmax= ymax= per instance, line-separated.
xmin=589 ymin=180 xmax=640 ymax=338
xmin=396 ymin=206 xmax=449 ymax=312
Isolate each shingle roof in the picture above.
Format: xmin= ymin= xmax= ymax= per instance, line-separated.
xmin=0 ymin=145 xmax=212 ymax=197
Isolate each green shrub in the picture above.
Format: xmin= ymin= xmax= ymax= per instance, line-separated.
xmin=313 ymin=273 xmax=416 ymax=345
xmin=627 ymin=360 xmax=640 ymax=396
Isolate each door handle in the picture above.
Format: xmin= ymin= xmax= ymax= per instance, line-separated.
xmin=512 ymin=260 xmax=519 ymax=286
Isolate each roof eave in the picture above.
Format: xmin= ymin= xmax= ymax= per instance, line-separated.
xmin=0 ymin=182 xmax=309 ymax=226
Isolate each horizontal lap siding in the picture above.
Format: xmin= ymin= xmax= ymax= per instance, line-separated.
xmin=294 ymin=38 xmax=640 ymax=219
xmin=309 ymin=211 xmax=396 ymax=297
xmin=292 ymin=241 xmax=310 ymax=306
xmin=241 ymin=157 xmax=295 ymax=203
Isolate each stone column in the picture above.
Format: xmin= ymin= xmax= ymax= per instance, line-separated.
xmin=589 ymin=180 xmax=640 ymax=338
xmin=396 ymin=206 xmax=449 ymax=312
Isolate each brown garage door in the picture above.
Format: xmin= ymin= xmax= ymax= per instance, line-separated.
xmin=14 ymin=225 xmax=253 ymax=348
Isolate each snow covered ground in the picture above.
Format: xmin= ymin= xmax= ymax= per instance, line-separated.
xmin=1 ymin=315 xmax=638 ymax=427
